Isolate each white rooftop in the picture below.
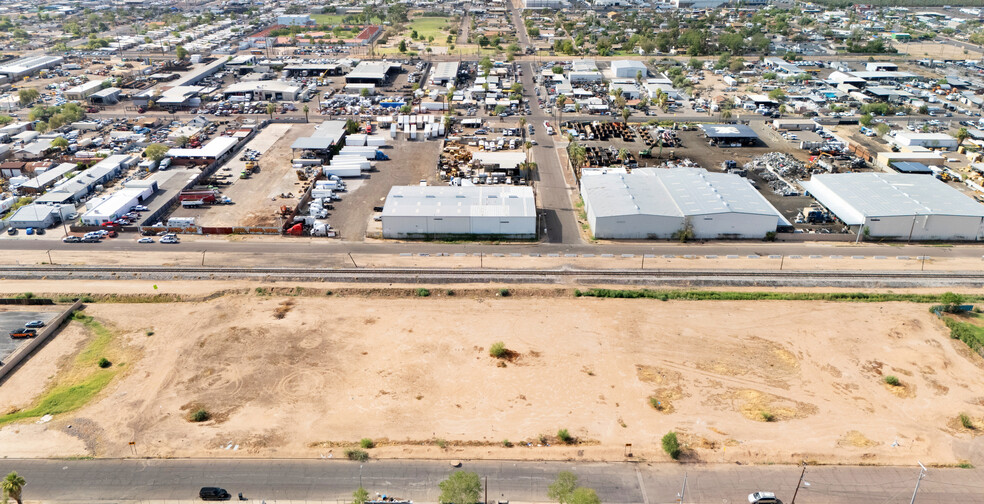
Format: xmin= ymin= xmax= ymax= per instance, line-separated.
xmin=167 ymin=136 xmax=238 ymax=158
xmin=383 ymin=185 xmax=535 ymax=218
xmin=801 ymin=173 xmax=984 ymax=224
xmin=581 ymin=168 xmax=784 ymax=219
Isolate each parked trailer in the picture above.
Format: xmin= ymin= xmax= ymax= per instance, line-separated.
xmin=322 ymin=165 xmax=362 ymax=177
xmin=292 ymin=158 xmax=321 ymax=166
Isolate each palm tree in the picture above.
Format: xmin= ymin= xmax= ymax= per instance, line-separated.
xmin=302 ymin=104 xmax=309 ymax=123
xmin=617 ymin=147 xmax=630 ymax=164
xmin=266 ymin=102 xmax=275 ymax=119
xmin=556 ymin=94 xmax=567 ymax=125
xmin=778 ymin=104 xmax=787 ymax=119
xmin=654 ymin=89 xmax=668 ymax=112
xmin=567 ymin=141 xmax=587 ymax=178
xmin=721 ymin=109 xmax=732 ymax=120
xmin=524 ymin=140 xmax=532 ymax=164
xmin=956 ymin=127 xmax=970 ymax=147
xmin=621 ymin=107 xmax=631 ymax=124
xmin=519 ymin=117 xmax=527 ymax=138
xmin=3 ymin=471 xmax=25 ymax=504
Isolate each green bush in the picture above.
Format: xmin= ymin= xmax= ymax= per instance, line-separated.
xmin=190 ymin=409 xmax=210 ymax=422
xmin=557 ymin=428 xmax=574 ymax=444
xmin=445 ymin=289 xmax=455 ymax=296
xmin=416 ymin=288 xmax=431 ymax=297
xmin=960 ymin=413 xmax=974 ymax=430
xmin=649 ymin=397 xmax=663 ymax=410
xmin=498 ymin=288 xmax=510 ymax=297
xmin=489 ymin=341 xmax=507 ymax=358
xmin=760 ymin=411 xmax=776 ymax=422
xmin=346 ymin=449 xmax=369 ymax=461
xmin=435 ymin=438 xmax=447 ymax=449
xmin=661 ymin=431 xmax=681 ymax=459
xmin=502 ymin=439 xmax=513 ymax=447
xmin=360 ymin=438 xmax=375 ymax=449
xmin=884 ymin=375 xmax=901 ymax=387
xmin=97 ymin=358 xmax=111 ymax=368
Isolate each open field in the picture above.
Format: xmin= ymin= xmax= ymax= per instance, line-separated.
xmin=310 ymin=14 xmax=345 ymax=25
xmin=893 ymin=40 xmax=983 ymax=60
xmin=1 ymin=292 xmax=982 ymax=465
xmin=407 ymin=17 xmax=453 ymax=42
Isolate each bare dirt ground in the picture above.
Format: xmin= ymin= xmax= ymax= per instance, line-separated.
xmin=1 ymin=294 xmax=983 ymax=465
xmin=894 ymin=40 xmax=983 ymax=60
xmin=171 ymin=123 xmax=311 ymax=227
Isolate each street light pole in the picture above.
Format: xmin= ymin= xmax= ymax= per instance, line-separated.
xmin=909 ymin=462 xmax=927 ymax=504
xmin=789 ymin=463 xmax=807 ymax=504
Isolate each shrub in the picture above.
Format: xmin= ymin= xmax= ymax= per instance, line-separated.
xmin=416 ymin=288 xmax=431 ymax=297
xmin=97 ymin=358 xmax=111 ymax=368
xmin=446 ymin=289 xmax=455 ymax=296
xmin=145 ymin=330 xmax=155 ymax=336
xmin=190 ymin=409 xmax=210 ymax=422
xmin=661 ymin=431 xmax=681 ymax=459
xmin=649 ymin=396 xmax=663 ymax=410
xmin=557 ymin=428 xmax=574 ymax=444
xmin=16 ymin=292 xmax=34 ymax=299
xmin=502 ymin=439 xmax=513 ymax=447
xmin=960 ymin=413 xmax=974 ymax=430
xmin=435 ymin=438 xmax=447 ymax=449
xmin=498 ymin=288 xmax=510 ymax=297
xmin=489 ymin=341 xmax=507 ymax=358
xmin=884 ymin=375 xmax=901 ymax=387
xmin=345 ymin=449 xmax=369 ymax=461
xmin=538 ymin=434 xmax=548 ymax=444
xmin=360 ymin=438 xmax=375 ymax=449
xmin=760 ymin=411 xmax=776 ymax=422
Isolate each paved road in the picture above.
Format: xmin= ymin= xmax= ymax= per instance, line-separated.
xmin=0 ymin=459 xmax=981 ymax=504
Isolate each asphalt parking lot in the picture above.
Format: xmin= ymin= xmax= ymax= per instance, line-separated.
xmin=0 ymin=311 xmax=60 ymax=363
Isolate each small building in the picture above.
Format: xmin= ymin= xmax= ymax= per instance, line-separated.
xmin=866 ymin=62 xmax=899 ymax=72
xmin=579 ymin=167 xmax=785 ymax=240
xmin=699 ymin=124 xmax=760 ymax=146
xmin=64 ymin=80 xmax=105 ymax=101
xmin=5 ymin=203 xmax=65 ymax=229
xmin=90 ymin=87 xmax=121 ymax=105
xmin=344 ymin=61 xmax=401 ymax=85
xmin=167 ymin=136 xmax=238 ymax=165
xmin=291 ymin=120 xmax=348 ymax=155
xmin=81 ymin=185 xmax=155 ymax=225
xmin=891 ymin=161 xmax=934 ymax=175
xmin=381 ymin=185 xmax=536 ymax=239
xmin=610 ymin=60 xmax=648 ymax=79
xmin=801 ymin=173 xmax=984 ymax=240
xmin=16 ymin=162 xmax=76 ymax=194
xmin=893 ymin=132 xmax=958 ymax=151
xmin=429 ymin=61 xmax=460 ymax=87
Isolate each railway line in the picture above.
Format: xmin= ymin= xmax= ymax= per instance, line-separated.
xmin=1 ymin=265 xmax=983 ymax=287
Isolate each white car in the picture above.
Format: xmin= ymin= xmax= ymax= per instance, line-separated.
xmin=138 ymin=237 xmax=154 ymax=243
xmin=748 ymin=491 xmax=779 ymax=504
xmin=160 ymin=236 xmax=179 ymax=244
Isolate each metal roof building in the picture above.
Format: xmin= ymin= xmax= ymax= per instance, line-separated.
xmin=291 ymin=120 xmax=348 ymax=152
xmin=429 ymin=62 xmax=460 ymax=87
xmin=699 ymin=124 xmax=760 ymax=146
xmin=579 ymin=168 xmax=786 ymax=239
xmin=0 ymin=56 xmax=64 ymax=79
xmin=801 ymin=173 xmax=984 ymax=240
xmin=222 ymin=81 xmax=302 ymax=101
xmin=381 ymin=185 xmax=535 ymax=238
xmin=344 ymin=61 xmax=401 ymax=84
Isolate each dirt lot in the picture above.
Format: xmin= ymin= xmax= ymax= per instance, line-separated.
xmin=894 ymin=40 xmax=983 ymax=60
xmin=171 ymin=123 xmax=310 ymax=227
xmin=2 ymin=295 xmax=983 ymax=464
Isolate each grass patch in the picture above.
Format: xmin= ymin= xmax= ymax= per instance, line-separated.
xmin=575 ymin=289 xmax=984 ymax=303
xmin=502 ymin=439 xmax=513 ymax=447
xmin=360 ymin=438 xmax=375 ymax=449
xmin=406 ymin=16 xmax=451 ymax=40
xmin=884 ymin=375 xmax=901 ymax=387
xmin=649 ymin=396 xmax=664 ymax=411
xmin=0 ymin=312 xmax=121 ymax=427
xmin=557 ymin=428 xmax=574 ymax=444
xmin=97 ymin=357 xmax=111 ymax=368
xmin=190 ymin=409 xmax=210 ymax=422
xmin=345 ymin=449 xmax=369 ymax=462
xmin=435 ymin=438 xmax=447 ymax=449
xmin=489 ymin=341 xmax=507 ymax=359
xmin=416 ymin=288 xmax=431 ymax=297
xmin=760 ymin=411 xmax=776 ymax=422
xmin=958 ymin=462 xmax=974 ymax=469
xmin=960 ymin=413 xmax=974 ymax=430
xmin=311 ymin=14 xmax=345 ymax=25
xmin=942 ymin=316 xmax=984 ymax=357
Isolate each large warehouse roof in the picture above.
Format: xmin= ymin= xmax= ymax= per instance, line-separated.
xmin=430 ymin=62 xmax=459 ymax=83
xmin=0 ymin=55 xmax=63 ymax=77
xmin=383 ymin=185 xmax=535 ymax=218
xmin=168 ymin=136 xmax=238 ymax=159
xmin=582 ymin=168 xmax=784 ymax=219
xmin=801 ymin=173 xmax=984 ymax=225
xmin=291 ymin=120 xmax=347 ymax=151
xmin=346 ymin=61 xmax=400 ymax=81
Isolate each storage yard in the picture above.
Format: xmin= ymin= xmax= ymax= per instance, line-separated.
xmin=1 ymin=292 xmax=982 ymax=465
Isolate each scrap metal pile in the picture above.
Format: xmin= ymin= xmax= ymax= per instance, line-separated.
xmin=746 ymin=152 xmax=809 ymax=196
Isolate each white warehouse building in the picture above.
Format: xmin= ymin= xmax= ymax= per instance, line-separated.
xmin=580 ymin=168 xmax=786 ymax=239
xmin=801 ymin=173 xmax=984 ymax=240
xmin=610 ymin=60 xmax=648 ymax=79
xmin=892 ymin=132 xmax=958 ymax=151
xmin=381 ymin=185 xmax=536 ymax=238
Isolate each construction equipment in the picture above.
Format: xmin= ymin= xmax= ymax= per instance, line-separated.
xmin=296 ymin=169 xmax=308 ymax=181
xmin=244 ymin=161 xmax=257 ymax=174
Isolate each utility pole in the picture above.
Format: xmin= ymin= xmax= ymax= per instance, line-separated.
xmin=484 ymin=476 xmax=488 ymax=504
xmin=676 ymin=473 xmax=687 ymax=503
xmin=909 ymin=462 xmax=927 ymax=504
xmin=789 ymin=463 xmax=806 ymax=504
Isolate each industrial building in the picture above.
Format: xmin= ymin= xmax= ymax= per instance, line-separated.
xmin=801 ymin=173 xmax=984 ymax=240
xmin=579 ymin=168 xmax=786 ymax=240
xmin=223 ymin=81 xmax=303 ymax=101
xmin=344 ymin=61 xmax=401 ymax=84
xmin=0 ymin=55 xmax=64 ymax=80
xmin=892 ymin=132 xmax=958 ymax=151
xmin=167 ymin=136 xmax=238 ymax=164
xmin=80 ymin=184 xmax=156 ymax=225
xmin=64 ymin=81 xmax=104 ymax=101
xmin=90 ymin=87 xmax=121 ymax=105
xmin=34 ymin=155 xmax=134 ymax=205
xmin=699 ymin=124 xmax=760 ymax=146
xmin=381 ymin=185 xmax=536 ymax=238
xmin=15 ymin=163 xmax=76 ymax=195
xmin=610 ymin=60 xmax=648 ymax=79
xmin=5 ymin=203 xmax=72 ymax=229
xmin=429 ymin=62 xmax=460 ymax=87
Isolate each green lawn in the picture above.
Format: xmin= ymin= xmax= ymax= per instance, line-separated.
xmin=311 ymin=14 xmax=345 ymax=25
xmin=407 ymin=16 xmax=451 ymax=41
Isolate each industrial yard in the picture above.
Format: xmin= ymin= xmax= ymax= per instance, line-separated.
xmin=1 ymin=290 xmax=982 ymax=465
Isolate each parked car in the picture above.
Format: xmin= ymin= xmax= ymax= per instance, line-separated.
xmin=748 ymin=492 xmax=780 ymax=504
xmin=7 ymin=228 xmax=16 ymax=235
xmin=138 ymin=237 xmax=154 ymax=243
xmin=63 ymin=236 xmax=81 ymax=243
xmin=25 ymin=320 xmax=45 ymax=328
xmin=9 ymin=328 xmax=37 ymax=338
xmin=161 ymin=236 xmax=179 ymax=244
xmin=199 ymin=487 xmax=231 ymax=501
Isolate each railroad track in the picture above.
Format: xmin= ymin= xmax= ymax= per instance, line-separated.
xmin=1 ymin=265 xmax=983 ymax=287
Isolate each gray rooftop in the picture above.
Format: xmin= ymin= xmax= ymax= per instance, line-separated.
xmin=383 ymin=185 xmax=535 ymax=218
xmin=801 ymin=173 xmax=984 ymax=225
xmin=581 ymin=168 xmax=784 ymax=219
xmin=699 ymin=124 xmax=759 ymax=139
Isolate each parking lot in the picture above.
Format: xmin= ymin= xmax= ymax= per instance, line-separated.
xmin=0 ymin=310 xmax=60 ymax=363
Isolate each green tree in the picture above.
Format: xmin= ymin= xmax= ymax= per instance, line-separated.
xmin=352 ymin=486 xmax=369 ymax=504
xmin=266 ymin=102 xmax=275 ymax=119
xmin=345 ymin=118 xmax=361 ymax=134
xmin=0 ymin=115 xmax=13 ymax=126
xmin=547 ymin=471 xmax=578 ymax=504
xmin=768 ymin=88 xmax=787 ymax=102
xmin=302 ymin=104 xmax=309 ymax=123
xmin=662 ymin=431 xmax=681 ymax=459
xmin=2 ymin=472 xmax=25 ymax=504
xmin=144 ymin=143 xmax=170 ymax=161
xmin=956 ymin=127 xmax=970 ymax=146
xmin=860 ymin=113 xmax=873 ymax=127
xmin=568 ymin=488 xmax=601 ymax=504
xmin=175 ymin=45 xmax=188 ymax=60
xmin=438 ymin=471 xmax=481 ymax=504
xmin=18 ymin=88 xmax=39 ymax=106
xmin=51 ymin=136 xmax=69 ymax=149
xmin=876 ymin=123 xmax=890 ymax=136
xmin=399 ymin=39 xmax=407 ymax=53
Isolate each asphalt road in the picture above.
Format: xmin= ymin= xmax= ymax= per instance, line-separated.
xmin=0 ymin=459 xmax=981 ymax=504
xmin=0 ymin=310 xmax=58 ymax=362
